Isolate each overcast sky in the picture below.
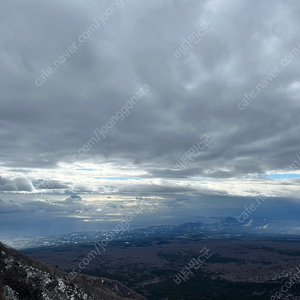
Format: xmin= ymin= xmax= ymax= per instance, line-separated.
xmin=1 ymin=0 xmax=300 ymax=237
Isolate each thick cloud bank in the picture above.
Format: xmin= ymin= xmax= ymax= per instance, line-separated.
xmin=1 ymin=0 xmax=300 ymax=236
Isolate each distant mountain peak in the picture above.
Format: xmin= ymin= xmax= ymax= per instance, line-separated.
xmin=222 ymin=217 xmax=239 ymax=224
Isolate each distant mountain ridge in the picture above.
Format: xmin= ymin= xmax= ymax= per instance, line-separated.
xmin=222 ymin=217 xmax=240 ymax=224
xmin=0 ymin=241 xmax=145 ymax=300
xmin=4 ymin=217 xmax=300 ymax=251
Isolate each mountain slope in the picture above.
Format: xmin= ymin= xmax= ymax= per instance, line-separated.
xmin=0 ymin=241 xmax=145 ymax=300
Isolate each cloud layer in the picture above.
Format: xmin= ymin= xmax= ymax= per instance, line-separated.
xmin=1 ymin=0 xmax=300 ymax=235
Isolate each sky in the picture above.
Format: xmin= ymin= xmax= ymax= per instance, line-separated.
xmin=1 ymin=0 xmax=300 ymax=237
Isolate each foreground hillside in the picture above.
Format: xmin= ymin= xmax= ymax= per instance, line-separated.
xmin=0 ymin=242 xmax=145 ymax=300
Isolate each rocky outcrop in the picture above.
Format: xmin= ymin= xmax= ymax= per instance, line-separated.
xmin=0 ymin=242 xmax=146 ymax=300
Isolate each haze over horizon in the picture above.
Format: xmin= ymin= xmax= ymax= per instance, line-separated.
xmin=1 ymin=0 xmax=300 ymax=237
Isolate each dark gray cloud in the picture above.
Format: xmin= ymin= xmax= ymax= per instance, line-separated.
xmin=0 ymin=177 xmax=18 ymax=191
xmin=36 ymin=180 xmax=69 ymax=190
xmin=0 ymin=176 xmax=34 ymax=191
xmin=1 ymin=0 xmax=299 ymax=173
